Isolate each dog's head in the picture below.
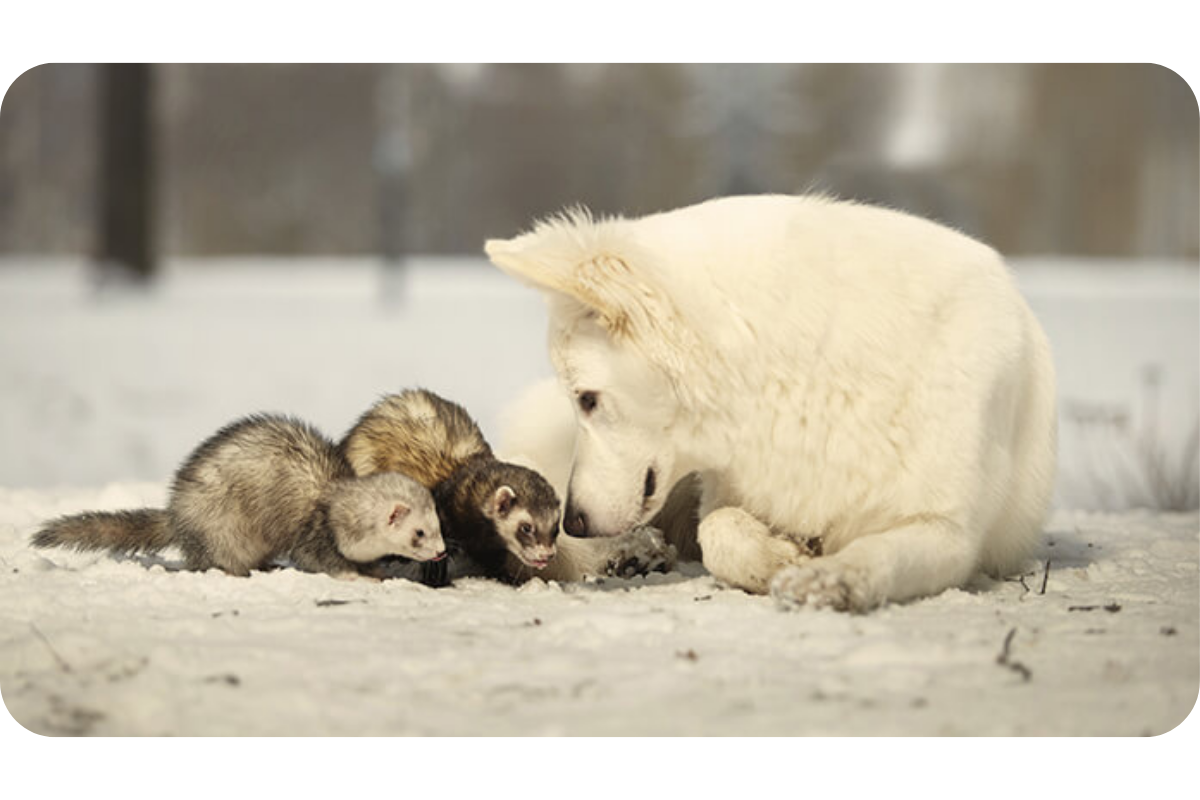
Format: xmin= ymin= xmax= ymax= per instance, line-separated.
xmin=485 ymin=209 xmax=700 ymax=538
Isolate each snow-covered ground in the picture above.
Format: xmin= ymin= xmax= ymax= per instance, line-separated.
xmin=0 ymin=257 xmax=1196 ymax=740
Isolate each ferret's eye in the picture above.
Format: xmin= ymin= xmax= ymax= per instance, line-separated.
xmin=518 ymin=522 xmax=533 ymax=536
xmin=578 ymin=391 xmax=598 ymax=414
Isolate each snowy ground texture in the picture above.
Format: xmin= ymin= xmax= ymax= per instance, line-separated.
xmin=0 ymin=257 xmax=1197 ymax=737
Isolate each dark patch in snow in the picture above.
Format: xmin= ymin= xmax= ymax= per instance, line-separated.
xmin=1160 ymin=626 xmax=1178 ymax=636
xmin=204 ymin=673 xmax=241 ymax=687
xmin=315 ymin=599 xmax=363 ymax=607
xmin=693 ymin=594 xmax=713 ymax=602
xmin=676 ymin=649 xmax=698 ymax=661
xmin=1067 ymin=603 xmax=1122 ymax=613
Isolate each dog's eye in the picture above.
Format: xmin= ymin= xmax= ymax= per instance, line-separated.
xmin=578 ymin=391 xmax=598 ymax=414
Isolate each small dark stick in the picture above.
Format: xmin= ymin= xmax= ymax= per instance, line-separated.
xmin=996 ymin=627 xmax=1032 ymax=682
xmin=1039 ymin=559 xmax=1051 ymax=595
xmin=30 ymin=623 xmax=72 ymax=674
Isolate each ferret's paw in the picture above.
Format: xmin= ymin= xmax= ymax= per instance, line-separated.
xmin=604 ymin=525 xmax=678 ymax=578
xmin=770 ymin=560 xmax=877 ymax=613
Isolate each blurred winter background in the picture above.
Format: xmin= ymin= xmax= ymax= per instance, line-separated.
xmin=0 ymin=63 xmax=1196 ymax=511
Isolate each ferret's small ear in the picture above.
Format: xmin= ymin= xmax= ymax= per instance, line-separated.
xmin=492 ymin=485 xmax=517 ymax=518
xmin=388 ymin=503 xmax=410 ymax=526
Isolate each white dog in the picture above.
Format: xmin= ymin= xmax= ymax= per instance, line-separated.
xmin=487 ymin=195 xmax=1057 ymax=611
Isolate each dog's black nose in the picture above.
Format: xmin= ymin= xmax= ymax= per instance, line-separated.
xmin=563 ymin=505 xmax=590 ymax=538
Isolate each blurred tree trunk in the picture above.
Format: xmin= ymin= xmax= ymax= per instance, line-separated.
xmin=97 ymin=63 xmax=155 ymax=280
xmin=1024 ymin=64 xmax=1146 ymax=256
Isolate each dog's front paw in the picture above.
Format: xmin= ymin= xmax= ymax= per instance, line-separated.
xmin=604 ymin=525 xmax=678 ymax=578
xmin=770 ymin=560 xmax=877 ymax=613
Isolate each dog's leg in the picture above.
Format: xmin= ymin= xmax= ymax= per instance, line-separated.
xmin=697 ymin=507 xmax=811 ymax=594
xmin=771 ymin=517 xmax=977 ymax=612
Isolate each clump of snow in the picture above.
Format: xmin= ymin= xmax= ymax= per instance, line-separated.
xmin=0 ymin=257 xmax=1195 ymax=738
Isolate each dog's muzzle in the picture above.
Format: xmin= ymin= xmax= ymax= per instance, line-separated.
xmin=563 ymin=504 xmax=590 ymax=538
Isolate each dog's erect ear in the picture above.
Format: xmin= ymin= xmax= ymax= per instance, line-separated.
xmin=484 ymin=207 xmax=598 ymax=294
xmin=487 ymin=210 xmax=705 ymax=396
xmin=484 ymin=209 xmax=668 ymax=340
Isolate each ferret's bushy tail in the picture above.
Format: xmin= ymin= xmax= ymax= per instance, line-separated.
xmin=32 ymin=509 xmax=173 ymax=556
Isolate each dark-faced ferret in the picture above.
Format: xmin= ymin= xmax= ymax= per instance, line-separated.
xmin=34 ymin=414 xmax=445 ymax=578
xmin=338 ymin=389 xmax=560 ymax=585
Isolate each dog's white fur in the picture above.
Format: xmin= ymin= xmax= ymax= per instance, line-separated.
xmin=487 ymin=195 xmax=1057 ymax=611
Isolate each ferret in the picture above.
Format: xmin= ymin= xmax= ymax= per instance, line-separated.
xmin=339 ymin=389 xmax=561 ymax=584
xmin=33 ymin=414 xmax=446 ymax=578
